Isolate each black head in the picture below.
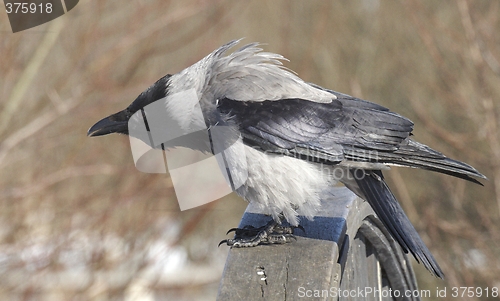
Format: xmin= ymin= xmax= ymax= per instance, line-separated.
xmin=87 ymin=74 xmax=171 ymax=137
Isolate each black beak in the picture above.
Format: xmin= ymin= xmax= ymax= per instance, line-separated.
xmin=87 ymin=110 xmax=129 ymax=137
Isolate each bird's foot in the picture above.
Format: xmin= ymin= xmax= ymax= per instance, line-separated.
xmin=219 ymin=220 xmax=304 ymax=248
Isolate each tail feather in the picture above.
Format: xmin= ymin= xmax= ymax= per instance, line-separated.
xmin=395 ymin=157 xmax=484 ymax=185
xmin=345 ymin=139 xmax=486 ymax=185
xmin=393 ymin=140 xmax=486 ymax=185
xmin=351 ymin=169 xmax=445 ymax=278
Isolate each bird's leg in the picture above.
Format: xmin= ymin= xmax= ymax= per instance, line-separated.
xmin=219 ymin=216 xmax=305 ymax=248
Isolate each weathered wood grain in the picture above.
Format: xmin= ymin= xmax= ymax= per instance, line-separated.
xmin=217 ymin=187 xmax=420 ymax=301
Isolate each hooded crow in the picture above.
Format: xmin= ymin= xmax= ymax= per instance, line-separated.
xmin=88 ymin=39 xmax=486 ymax=279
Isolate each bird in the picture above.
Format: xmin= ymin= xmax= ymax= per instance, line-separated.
xmin=88 ymin=39 xmax=486 ymax=279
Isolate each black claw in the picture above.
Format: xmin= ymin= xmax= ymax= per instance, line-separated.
xmin=226 ymin=228 xmax=239 ymax=235
xmin=295 ymin=225 xmax=305 ymax=233
xmin=226 ymin=225 xmax=261 ymax=235
xmin=218 ymin=239 xmax=228 ymax=247
xmin=220 ymin=220 xmax=305 ymax=248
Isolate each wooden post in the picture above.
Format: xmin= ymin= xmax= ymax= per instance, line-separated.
xmin=217 ymin=187 xmax=420 ymax=301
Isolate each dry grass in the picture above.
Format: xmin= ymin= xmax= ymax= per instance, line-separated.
xmin=0 ymin=1 xmax=498 ymax=300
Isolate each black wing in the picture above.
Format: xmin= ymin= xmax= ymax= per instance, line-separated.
xmin=217 ymin=91 xmax=485 ymax=184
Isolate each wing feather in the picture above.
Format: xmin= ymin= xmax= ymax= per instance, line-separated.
xmin=217 ymin=92 xmax=486 ymax=183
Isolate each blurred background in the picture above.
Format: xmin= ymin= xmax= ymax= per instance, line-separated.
xmin=1 ymin=0 xmax=499 ymax=300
